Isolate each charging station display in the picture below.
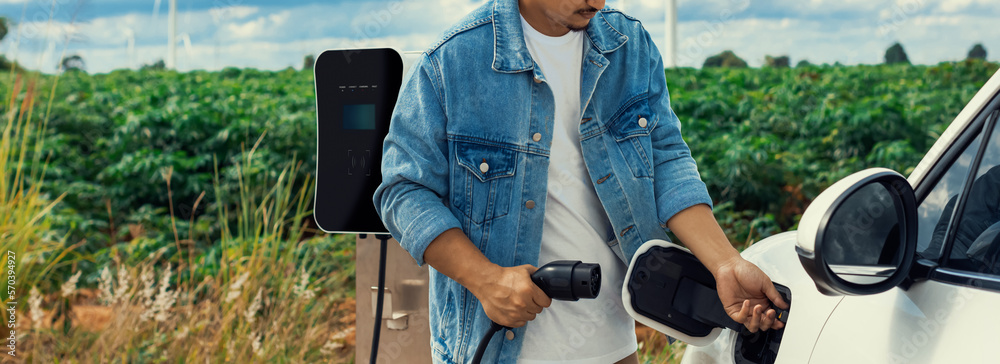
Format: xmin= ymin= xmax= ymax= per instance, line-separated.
xmin=343 ymin=104 xmax=377 ymax=130
xmin=313 ymin=48 xmax=403 ymax=234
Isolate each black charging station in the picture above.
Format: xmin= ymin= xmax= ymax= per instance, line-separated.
xmin=313 ymin=48 xmax=403 ymax=235
xmin=314 ymin=48 xmax=407 ymax=364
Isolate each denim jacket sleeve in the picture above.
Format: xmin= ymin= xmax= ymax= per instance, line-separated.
xmin=643 ymin=31 xmax=714 ymax=229
xmin=373 ymin=53 xmax=462 ymax=266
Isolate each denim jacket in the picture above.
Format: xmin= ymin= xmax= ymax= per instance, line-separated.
xmin=373 ymin=0 xmax=713 ymax=362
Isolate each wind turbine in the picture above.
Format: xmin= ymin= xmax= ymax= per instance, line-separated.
xmin=168 ymin=0 xmax=177 ymax=69
xmin=664 ymin=0 xmax=677 ymax=68
xmin=151 ymin=0 xmax=177 ymax=69
xmin=124 ymin=28 xmax=136 ymax=69
xmin=619 ymin=0 xmax=677 ymax=68
xmin=180 ymin=32 xmax=193 ymax=68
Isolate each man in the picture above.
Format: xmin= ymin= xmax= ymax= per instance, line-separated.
xmin=374 ymin=0 xmax=788 ymax=362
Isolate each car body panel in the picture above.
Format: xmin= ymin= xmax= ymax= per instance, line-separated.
xmin=809 ymin=279 xmax=1000 ymax=363
xmin=681 ymin=232 xmax=844 ymax=364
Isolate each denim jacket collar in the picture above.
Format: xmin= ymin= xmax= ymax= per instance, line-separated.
xmin=491 ymin=0 xmax=629 ymax=73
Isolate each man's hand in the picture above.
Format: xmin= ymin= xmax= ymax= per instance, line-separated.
xmin=715 ymin=257 xmax=789 ymax=333
xmin=469 ymin=265 xmax=552 ymax=328
xmin=666 ymin=204 xmax=789 ymax=333
xmin=422 ymin=229 xmax=552 ymax=328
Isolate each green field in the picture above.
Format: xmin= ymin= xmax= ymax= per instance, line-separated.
xmin=2 ymin=59 xmax=997 ymax=362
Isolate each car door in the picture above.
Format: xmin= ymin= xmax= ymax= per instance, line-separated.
xmin=808 ymin=92 xmax=1000 ymax=363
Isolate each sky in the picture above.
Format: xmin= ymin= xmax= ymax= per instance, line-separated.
xmin=0 ymin=0 xmax=997 ymax=73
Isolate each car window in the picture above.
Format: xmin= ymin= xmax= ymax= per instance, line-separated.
xmin=917 ymin=130 xmax=982 ymax=259
xmin=943 ymin=113 xmax=1000 ymax=274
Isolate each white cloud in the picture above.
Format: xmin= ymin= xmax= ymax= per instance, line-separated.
xmin=664 ymin=12 xmax=1000 ymax=67
xmin=7 ymin=5 xmax=260 ymax=49
xmin=622 ymin=0 xmax=999 ymax=67
xmin=937 ymin=0 xmax=998 ymax=13
xmin=1 ymin=0 xmax=997 ymax=73
xmin=730 ymin=0 xmax=885 ymax=17
xmin=210 ymin=5 xmax=259 ymax=22
xmin=221 ymin=10 xmax=290 ymax=41
xmin=7 ymin=32 xmax=443 ymax=73
xmin=911 ymin=15 xmax=964 ymax=25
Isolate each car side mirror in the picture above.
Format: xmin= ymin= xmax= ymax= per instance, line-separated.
xmin=796 ymin=168 xmax=918 ymax=296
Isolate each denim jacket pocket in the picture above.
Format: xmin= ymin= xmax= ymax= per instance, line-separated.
xmin=452 ymin=140 xmax=517 ymax=225
xmin=608 ymin=97 xmax=656 ymax=178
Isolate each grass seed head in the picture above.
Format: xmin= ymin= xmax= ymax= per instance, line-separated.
xmin=225 ymin=272 xmax=250 ymax=303
xmin=152 ymin=263 xmax=178 ymax=322
xmin=251 ymin=331 xmax=264 ymax=357
xmin=97 ymin=266 xmax=114 ymax=305
xmin=113 ymin=267 xmax=131 ymax=305
xmin=28 ymin=287 xmax=44 ymax=324
xmin=245 ymin=287 xmax=262 ymax=325
xmin=139 ymin=265 xmax=157 ymax=322
xmin=293 ymin=268 xmax=315 ymax=301
xmin=60 ymin=270 xmax=82 ymax=298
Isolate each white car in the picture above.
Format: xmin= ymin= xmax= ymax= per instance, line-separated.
xmin=623 ymin=67 xmax=1000 ymax=364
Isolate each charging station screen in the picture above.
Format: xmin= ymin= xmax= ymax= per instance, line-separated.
xmin=343 ymin=104 xmax=377 ymax=130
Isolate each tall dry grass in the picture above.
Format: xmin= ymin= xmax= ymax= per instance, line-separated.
xmin=1 ymin=56 xmax=86 ymax=362
xmin=16 ymin=130 xmax=356 ymax=362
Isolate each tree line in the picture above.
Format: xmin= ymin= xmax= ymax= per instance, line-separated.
xmin=704 ymin=42 xmax=990 ymax=69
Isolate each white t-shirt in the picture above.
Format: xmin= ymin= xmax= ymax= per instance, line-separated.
xmin=516 ymin=14 xmax=638 ymax=364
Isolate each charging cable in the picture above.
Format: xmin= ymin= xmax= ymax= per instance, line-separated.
xmin=370 ymin=234 xmax=391 ymax=364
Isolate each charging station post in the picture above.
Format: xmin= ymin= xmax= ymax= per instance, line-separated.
xmin=313 ymin=48 xmax=431 ymax=363
xmin=355 ymin=234 xmax=431 ymax=363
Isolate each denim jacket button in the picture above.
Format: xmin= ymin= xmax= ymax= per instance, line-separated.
xmin=638 ymin=117 xmax=648 ymax=128
xmin=525 ymin=200 xmax=535 ymax=209
xmin=505 ymin=330 xmax=515 ymax=340
xmin=533 ymin=77 xmax=542 ymax=84
xmin=480 ymin=162 xmax=489 ymax=174
xmin=532 ymin=133 xmax=542 ymax=142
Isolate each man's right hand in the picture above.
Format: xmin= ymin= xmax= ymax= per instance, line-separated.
xmin=422 ymin=229 xmax=552 ymax=328
xmin=469 ymin=264 xmax=552 ymax=328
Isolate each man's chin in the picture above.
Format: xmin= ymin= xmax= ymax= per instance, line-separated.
xmin=567 ymin=21 xmax=589 ymax=32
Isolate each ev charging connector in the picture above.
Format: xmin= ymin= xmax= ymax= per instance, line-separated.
xmin=471 ymin=260 xmax=602 ymax=364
